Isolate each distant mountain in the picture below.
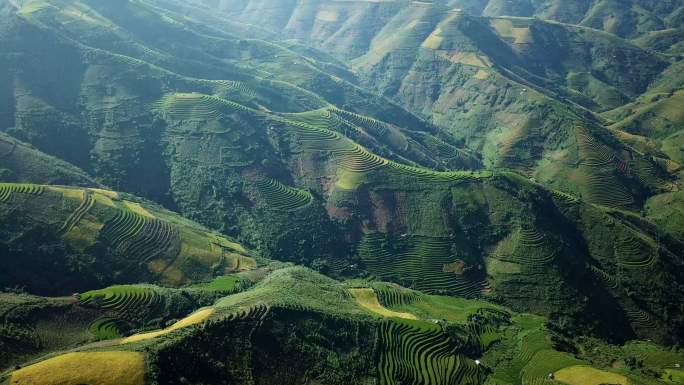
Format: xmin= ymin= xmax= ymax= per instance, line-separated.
xmin=158 ymin=0 xmax=681 ymax=209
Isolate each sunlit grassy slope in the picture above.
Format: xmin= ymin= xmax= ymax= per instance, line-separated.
xmin=0 ymin=183 xmax=257 ymax=292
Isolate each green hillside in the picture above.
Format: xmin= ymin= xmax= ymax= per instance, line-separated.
xmin=171 ymin=0 xmax=680 ymax=207
xmin=0 ymin=132 xmax=97 ymax=186
xmin=0 ymin=183 xmax=257 ymax=294
xmin=0 ymin=0 xmax=683 ymax=383
xmin=2 ymin=266 xmax=682 ymax=385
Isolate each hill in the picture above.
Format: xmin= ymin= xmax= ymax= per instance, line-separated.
xmin=0 ymin=132 xmax=97 ymax=186
xmin=1 ymin=266 xmax=682 ymax=384
xmin=167 ymin=0 xmax=680 ymax=209
xmin=0 ymin=183 xmax=257 ymax=295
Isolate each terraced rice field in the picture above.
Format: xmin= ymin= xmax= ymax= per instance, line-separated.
xmin=88 ymin=317 xmax=125 ymax=340
xmin=358 ymin=234 xmax=486 ymax=296
xmin=282 ymin=118 xmax=390 ymax=173
xmin=325 ymin=257 xmax=351 ymax=274
xmin=492 ymin=226 xmax=559 ymax=267
xmin=254 ymin=178 xmax=313 ymax=211
xmin=9 ymin=351 xmax=145 ymax=385
xmin=277 ymin=114 xmax=488 ymax=187
xmin=210 ymin=80 xmax=258 ymax=99
xmin=221 ymin=303 xmax=270 ymax=323
xmin=58 ymin=189 xmax=95 ymax=235
xmin=625 ymin=308 xmax=657 ymax=329
xmin=521 ymin=349 xmax=583 ymax=385
xmin=417 ymin=134 xmax=464 ymax=161
xmin=589 ymin=265 xmax=619 ymax=289
xmin=79 ymin=286 xmax=163 ymax=314
xmin=575 ymin=127 xmax=635 ymax=208
xmin=576 ymin=127 xmax=621 ymax=169
xmin=579 ymin=170 xmax=635 ymax=208
xmin=489 ymin=324 xmax=554 ymax=384
xmin=121 ymin=307 xmax=214 ymax=344
xmin=624 ymin=341 xmax=684 ymax=369
xmin=554 ymin=365 xmax=627 ymax=385
xmin=100 ymin=208 xmax=147 ymax=247
xmin=330 ymin=107 xmax=390 ymax=137
xmin=378 ymin=319 xmax=484 ymax=385
xmin=614 ymin=230 xmax=657 ymax=268
xmin=373 ymin=284 xmax=422 ymax=308
xmin=0 ymin=183 xmax=44 ymax=202
xmin=155 ymin=92 xmax=250 ymax=121
xmin=632 ymin=158 xmax=674 ymax=191
xmin=116 ymin=218 xmax=181 ymax=264
xmin=281 ymin=109 xmax=348 ymax=135
xmin=551 ymin=189 xmax=580 ymax=204
xmin=386 ymin=162 xmax=489 ymax=184
xmin=348 ymin=288 xmax=418 ymax=320
xmin=337 ymin=145 xmax=389 ymax=173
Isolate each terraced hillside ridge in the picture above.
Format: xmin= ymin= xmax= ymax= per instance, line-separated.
xmin=2 ymin=266 xmax=681 ymax=385
xmin=124 ymin=0 xmax=684 ymax=240
xmin=0 ymin=277 xmax=249 ymax=370
xmin=165 ymin=0 xmax=678 ymax=207
xmin=0 ymin=183 xmax=257 ymax=294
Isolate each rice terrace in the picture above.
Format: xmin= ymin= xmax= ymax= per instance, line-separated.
xmin=0 ymin=0 xmax=683 ymax=384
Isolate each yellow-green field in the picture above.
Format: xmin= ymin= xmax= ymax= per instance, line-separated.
xmin=663 ymin=369 xmax=684 ymax=384
xmin=10 ymin=351 xmax=145 ymax=385
xmin=121 ymin=307 xmax=215 ymax=344
xmin=554 ymin=365 xmax=627 ymax=385
xmin=348 ymin=288 xmax=417 ymax=320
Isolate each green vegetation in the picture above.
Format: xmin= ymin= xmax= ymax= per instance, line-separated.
xmin=8 ymin=351 xmax=146 ymax=385
xmin=88 ymin=317 xmax=124 ymax=340
xmin=254 ymin=178 xmax=313 ymax=211
xmin=554 ymin=365 xmax=628 ymax=385
xmin=189 ymin=275 xmax=246 ymax=294
xmin=645 ymin=192 xmax=684 ymax=241
xmin=2 ymin=265 xmax=683 ymax=384
xmin=0 ymin=183 xmax=44 ymax=202
xmin=0 ymin=184 xmax=257 ymax=293
xmin=358 ymin=233 xmax=487 ymax=297
xmin=0 ymin=133 xmax=96 ymax=186
xmin=378 ymin=319 xmax=485 ymax=385
xmin=0 ymin=0 xmax=683 ymax=383
xmin=79 ymin=286 xmax=163 ymax=314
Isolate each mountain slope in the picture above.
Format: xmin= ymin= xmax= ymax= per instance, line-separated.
xmin=0 ymin=0 xmax=682 ymax=343
xmin=0 ymin=132 xmax=97 ymax=186
xmin=2 ymin=266 xmax=682 ymax=384
xmin=0 ymin=183 xmax=257 ymax=294
xmin=171 ymin=0 xmax=679 ymax=209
